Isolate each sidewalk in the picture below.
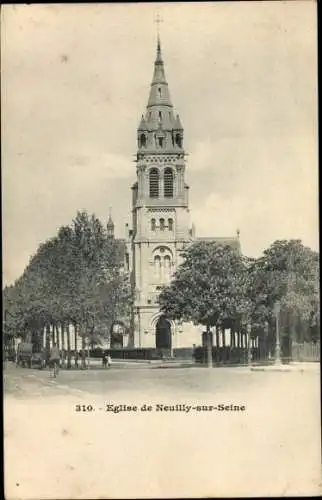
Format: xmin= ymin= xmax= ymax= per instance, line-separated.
xmin=251 ymin=362 xmax=320 ymax=373
xmin=84 ymin=358 xmax=195 ymax=370
xmin=82 ymin=359 xmax=320 ymax=372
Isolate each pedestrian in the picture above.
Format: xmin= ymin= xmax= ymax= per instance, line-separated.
xmin=80 ymin=349 xmax=86 ymax=369
xmin=102 ymin=351 xmax=107 ymax=369
xmin=107 ymin=354 xmax=112 ymax=368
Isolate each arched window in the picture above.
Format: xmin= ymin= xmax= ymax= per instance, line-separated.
xmin=158 ymin=137 xmax=164 ymax=148
xmin=154 ymin=256 xmax=161 ymax=277
xmin=160 ymin=218 xmax=165 ymax=231
xmin=149 ymin=168 xmax=159 ymax=198
xmin=158 ymin=111 xmax=162 ymax=121
xmin=175 ymin=133 xmax=182 ymax=148
xmin=164 ymin=168 xmax=174 ymax=198
xmin=168 ymin=218 xmax=173 ymax=231
xmin=158 ymin=87 xmax=162 ymax=98
xmin=152 ymin=246 xmax=173 ymax=284
xmin=140 ymin=134 xmax=146 ymax=148
xmin=163 ymin=255 xmax=171 ymax=283
xmin=164 ymin=255 xmax=171 ymax=268
xmin=151 ymin=218 xmax=156 ymax=231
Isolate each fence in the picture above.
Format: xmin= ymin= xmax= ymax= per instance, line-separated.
xmin=291 ymin=342 xmax=320 ymax=362
xmin=193 ymin=346 xmax=261 ymax=365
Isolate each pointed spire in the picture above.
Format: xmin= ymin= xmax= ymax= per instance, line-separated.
xmin=107 ymin=208 xmax=114 ymax=238
xmin=155 ymin=12 xmax=163 ymax=64
xmin=150 ymin=37 xmax=168 ymax=87
xmin=156 ymin=34 xmax=162 ymax=64
xmin=137 ymin=25 xmax=184 ymax=147
xmin=174 ymin=114 xmax=183 ymax=130
xmin=147 ymin=36 xmax=172 ymax=108
xmin=138 ymin=114 xmax=148 ymax=131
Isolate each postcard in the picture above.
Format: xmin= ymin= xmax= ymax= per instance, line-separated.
xmin=2 ymin=2 xmax=320 ymax=498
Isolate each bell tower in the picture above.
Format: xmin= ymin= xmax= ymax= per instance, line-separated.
xmin=130 ymin=34 xmax=192 ymax=349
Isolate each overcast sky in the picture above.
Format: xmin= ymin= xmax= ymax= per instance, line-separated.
xmin=2 ymin=2 xmax=318 ymax=286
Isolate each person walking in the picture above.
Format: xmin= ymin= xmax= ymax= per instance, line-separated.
xmin=107 ymin=354 xmax=112 ymax=368
xmin=49 ymin=343 xmax=60 ymax=378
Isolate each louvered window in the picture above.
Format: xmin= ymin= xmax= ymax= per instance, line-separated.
xmin=149 ymin=169 xmax=159 ymax=198
xmin=164 ymin=168 xmax=174 ymax=198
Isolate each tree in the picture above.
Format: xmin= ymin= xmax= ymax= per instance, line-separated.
xmin=159 ymin=241 xmax=252 ymax=367
xmin=2 ymin=210 xmax=133 ymax=367
xmin=246 ymin=239 xmax=319 ymax=354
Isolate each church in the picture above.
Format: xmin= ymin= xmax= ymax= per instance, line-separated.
xmin=109 ymin=35 xmax=240 ymax=351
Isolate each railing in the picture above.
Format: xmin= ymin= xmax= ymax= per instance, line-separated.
xmin=291 ymin=342 xmax=320 ymax=362
xmin=193 ymin=346 xmax=260 ymax=365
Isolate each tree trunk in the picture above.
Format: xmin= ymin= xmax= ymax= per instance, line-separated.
xmin=215 ymin=328 xmax=220 ymax=351
xmin=206 ymin=325 xmax=213 ymax=368
xmin=55 ymin=324 xmax=60 ymax=350
xmin=231 ymin=327 xmax=235 ymax=348
xmin=61 ymin=323 xmax=66 ymax=368
xmin=74 ymin=324 xmax=78 ymax=355
xmin=66 ymin=323 xmax=72 ymax=369
xmin=81 ymin=322 xmax=86 ymax=370
xmin=290 ymin=313 xmax=296 ymax=361
xmin=45 ymin=324 xmax=50 ymax=365
xmin=74 ymin=323 xmax=79 ymax=368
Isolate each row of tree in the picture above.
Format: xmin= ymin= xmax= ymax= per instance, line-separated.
xmin=3 ymin=211 xmax=132 ymax=368
xmin=159 ymin=239 xmax=319 ymax=365
xmin=3 ymin=209 xmax=319 ymax=368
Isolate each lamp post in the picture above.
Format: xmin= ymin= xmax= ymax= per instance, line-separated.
xmin=264 ymin=320 xmax=269 ymax=362
xmin=136 ymin=306 xmax=141 ymax=348
xmin=274 ymin=301 xmax=282 ymax=365
xmin=247 ymin=323 xmax=252 ymax=366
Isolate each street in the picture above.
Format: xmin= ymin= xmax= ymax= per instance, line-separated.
xmin=4 ymin=363 xmax=321 ymax=499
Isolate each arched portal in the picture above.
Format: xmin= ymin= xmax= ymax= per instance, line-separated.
xmin=155 ymin=315 xmax=172 ymax=356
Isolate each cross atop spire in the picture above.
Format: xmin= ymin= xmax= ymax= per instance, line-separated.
xmin=154 ymin=12 xmax=163 ymax=37
xmin=154 ymin=13 xmax=163 ymax=63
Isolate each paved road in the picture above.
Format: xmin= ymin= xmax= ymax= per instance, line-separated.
xmin=4 ymin=363 xmax=321 ymax=499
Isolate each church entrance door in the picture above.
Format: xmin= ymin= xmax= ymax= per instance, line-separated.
xmin=155 ymin=316 xmax=172 ymax=358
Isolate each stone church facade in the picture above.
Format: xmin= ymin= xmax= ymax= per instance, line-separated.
xmin=112 ymin=36 xmax=240 ymax=351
